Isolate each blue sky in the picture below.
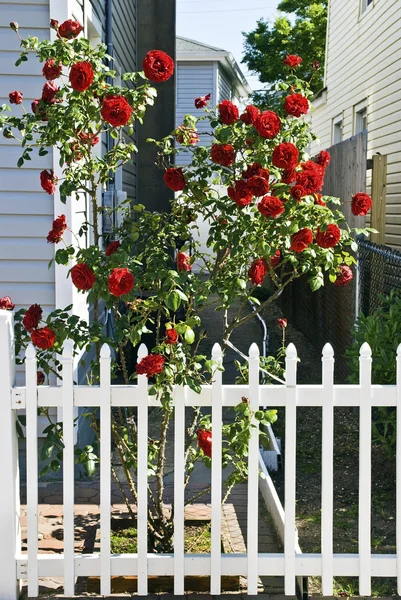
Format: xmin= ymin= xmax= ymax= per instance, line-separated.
xmin=176 ymin=0 xmax=281 ymax=91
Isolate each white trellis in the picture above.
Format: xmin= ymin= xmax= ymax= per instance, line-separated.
xmin=0 ymin=309 xmax=400 ymax=599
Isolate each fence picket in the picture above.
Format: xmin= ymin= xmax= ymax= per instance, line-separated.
xmin=397 ymin=344 xmax=401 ymax=595
xmin=359 ymin=342 xmax=372 ymax=596
xmin=211 ymin=343 xmax=223 ymax=595
xmin=321 ymin=343 xmax=334 ymax=596
xmin=137 ymin=343 xmax=149 ymax=595
xmin=247 ymin=343 xmax=260 ymax=594
xmin=284 ymin=343 xmax=298 ymax=596
xmin=26 ymin=344 xmax=38 ymax=598
xmin=100 ymin=344 xmax=111 ymax=595
xmin=62 ymin=340 xmax=75 ymax=596
xmin=174 ymin=385 xmax=186 ymax=594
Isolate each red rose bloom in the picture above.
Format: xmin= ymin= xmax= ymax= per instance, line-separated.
xmin=296 ymin=161 xmax=324 ymax=194
xmin=105 ymin=240 xmax=120 ymax=256
xmin=277 ymin=318 xmax=288 ymax=328
xmin=290 ymin=185 xmax=305 ymax=202
xmin=42 ymin=59 xmax=62 ymax=81
xmin=40 ymin=170 xmax=58 ymax=195
xmin=283 ymin=55 xmax=302 ymax=68
xmin=210 ymin=143 xmax=235 ymax=167
xmin=240 ymin=104 xmax=260 ymax=125
xmin=9 ymin=90 xmax=23 ymax=104
xmin=248 ymin=258 xmax=269 ymax=285
xmin=0 ymin=296 xmax=15 ymax=310
xmin=334 ymin=265 xmax=353 ymax=287
xmin=315 ymin=150 xmax=331 ymax=169
xmin=23 ymin=304 xmax=43 ymax=332
xmin=316 ymin=224 xmax=341 ymax=248
xmin=136 ymin=353 xmax=165 ymax=378
xmin=257 ymin=195 xmax=285 ymax=218
xmin=108 ymin=267 xmax=134 ymax=297
xmin=314 ymin=193 xmax=326 ymax=207
xmin=78 ymin=131 xmax=99 ymax=146
xmin=272 ymin=143 xmax=299 ymax=169
xmin=42 ymin=81 xmax=59 ymax=104
xmin=219 ymin=99 xmax=239 ymax=125
xmin=227 ymin=180 xmax=253 ymax=207
xmin=352 ymin=192 xmax=372 ymax=216
xmin=165 ymin=328 xmax=179 ymax=344
xmin=101 ymin=95 xmax=133 ymax=127
xmin=37 ymin=371 xmax=45 ymax=386
xmin=31 ymin=98 xmax=46 ymax=119
xmin=255 ymin=110 xmax=281 ymax=139
xmin=47 ymin=214 xmax=66 ymax=243
xmin=71 ymin=263 xmax=96 ymax=291
xmin=58 ymin=19 xmax=83 ymax=39
xmin=247 ymin=176 xmax=269 ymax=197
xmin=197 ymin=428 xmax=212 ymax=458
xmin=242 ymin=162 xmax=270 ymax=181
xmin=282 ymin=168 xmax=298 ymax=184
xmin=284 ymin=93 xmax=309 ymax=118
xmin=290 ymin=228 xmax=313 ymax=252
xmin=270 ymin=249 xmax=281 ymax=267
xmin=175 ymin=125 xmax=198 ymax=146
xmin=69 ymin=61 xmax=94 ymax=92
xmin=142 ymin=50 xmax=174 ymax=82
xmin=31 ymin=327 xmax=56 ymax=350
xmin=177 ymin=252 xmax=192 ymax=272
xmin=194 ymin=93 xmax=211 ymax=109
xmin=50 ymin=19 xmax=59 ymax=30
xmin=164 ymin=167 xmax=186 ymax=192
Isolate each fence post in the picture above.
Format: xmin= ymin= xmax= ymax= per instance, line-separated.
xmin=396 ymin=344 xmax=401 ymax=595
xmin=247 ymin=343 xmax=260 ymax=595
xmin=359 ymin=342 xmax=372 ymax=596
xmin=0 ymin=310 xmax=20 ymax=600
xmin=370 ymin=154 xmax=387 ymax=245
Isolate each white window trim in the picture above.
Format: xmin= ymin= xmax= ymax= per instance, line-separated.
xmin=332 ymin=114 xmax=343 ymax=145
xmin=354 ymin=100 xmax=368 ymax=135
xmin=360 ymin=0 xmax=374 ymax=18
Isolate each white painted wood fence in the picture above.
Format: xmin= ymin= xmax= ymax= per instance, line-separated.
xmin=0 ymin=309 xmax=401 ymax=599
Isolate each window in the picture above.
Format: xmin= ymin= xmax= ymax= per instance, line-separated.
xmin=354 ymin=102 xmax=368 ymax=134
xmin=332 ymin=115 xmax=343 ymax=145
xmin=361 ymin=0 xmax=373 ymax=15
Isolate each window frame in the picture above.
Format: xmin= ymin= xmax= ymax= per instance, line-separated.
xmin=332 ymin=114 xmax=343 ymax=145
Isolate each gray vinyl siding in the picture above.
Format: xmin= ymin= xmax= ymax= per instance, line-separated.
xmin=218 ymin=67 xmax=233 ymax=102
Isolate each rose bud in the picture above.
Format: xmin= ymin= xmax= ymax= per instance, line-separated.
xmin=9 ymin=90 xmax=23 ymax=105
xmin=3 ymin=128 xmax=14 ymax=139
xmin=50 ymin=19 xmax=59 ymax=29
xmin=277 ymin=318 xmax=287 ymax=329
xmin=312 ymin=61 xmax=321 ymax=71
xmin=10 ymin=21 xmax=18 ymax=31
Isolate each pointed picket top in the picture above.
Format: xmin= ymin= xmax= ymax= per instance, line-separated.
xmin=137 ymin=343 xmax=148 ymax=361
xmin=212 ymin=342 xmax=222 ymax=361
xmin=62 ymin=339 xmax=74 ymax=361
xmin=397 ymin=343 xmax=401 ymax=358
xmin=25 ymin=342 xmax=36 ymax=360
xmin=322 ymin=343 xmax=334 ymax=359
xmin=100 ymin=343 xmax=111 ymax=359
xmin=286 ymin=342 xmax=297 ymax=359
xmin=248 ymin=342 xmax=260 ymax=359
xmin=360 ymin=342 xmax=372 ymax=358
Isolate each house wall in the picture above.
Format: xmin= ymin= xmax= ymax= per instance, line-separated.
xmin=311 ymin=0 xmax=401 ymax=248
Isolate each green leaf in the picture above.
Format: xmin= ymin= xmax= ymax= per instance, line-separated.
xmin=165 ymin=291 xmax=181 ymax=312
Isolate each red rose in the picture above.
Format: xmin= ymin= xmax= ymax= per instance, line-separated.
xmin=0 ymin=296 xmax=15 ymax=310
xmin=142 ymin=50 xmax=174 ymax=82
xmin=78 ymin=131 xmax=99 ymax=146
xmin=248 ymin=258 xmax=269 ymax=285
xmin=334 ymin=265 xmax=353 ymax=287
xmin=58 ymin=19 xmax=83 ymax=39
xmin=136 ymin=353 xmax=165 ymax=378
xmin=290 ymin=185 xmax=305 ymax=202
xmin=218 ymin=99 xmax=239 ymax=125
xmin=23 ymin=304 xmax=43 ymax=332
xmin=101 ymin=95 xmax=133 ymax=127
xmin=164 ymin=167 xmax=186 ymax=192
xmin=284 ymin=93 xmax=309 ymax=118
xmin=31 ymin=327 xmax=56 ymax=350
xmin=177 ymin=251 xmax=191 ymax=272
xmin=31 ymin=98 xmax=47 ymax=119
xmin=283 ymin=55 xmax=302 ymax=68
xmin=47 ymin=214 xmax=66 ymax=243
xmin=272 ymin=142 xmax=299 ymax=169
xmin=227 ymin=180 xmax=253 ymax=207
xmin=282 ymin=168 xmax=297 ymax=184
xmin=312 ymin=61 xmax=321 ymax=70
xmin=42 ymin=60 xmax=62 ymax=81
xmin=315 ymin=150 xmax=331 ymax=169
xmin=296 ymin=161 xmax=324 ymax=194
xmin=9 ymin=90 xmax=23 ymax=104
xmin=71 ymin=263 xmax=96 ymax=291
xmin=316 ymin=224 xmax=341 ymax=248
xmin=42 ymin=81 xmax=59 ymax=104
xmin=210 ymin=143 xmax=235 ymax=167
xmin=165 ymin=328 xmax=179 ymax=344
xmin=314 ymin=193 xmax=326 ymax=206
xmin=290 ymin=228 xmax=313 ymax=252
xmin=194 ymin=93 xmax=211 ymax=109
xmin=277 ymin=318 xmax=288 ymax=328
xmin=37 ymin=371 xmax=45 ymax=386
xmin=257 ymin=195 xmax=285 ymax=218
xmin=108 ymin=267 xmax=134 ymax=297
xmin=255 ymin=110 xmax=281 ymax=139
xmin=50 ymin=19 xmax=59 ymax=30
xmin=240 ymin=104 xmax=260 ymax=125
xmin=247 ymin=176 xmax=269 ymax=197
xmin=105 ymin=240 xmax=120 ymax=256
xmin=175 ymin=125 xmax=198 ymax=146
xmin=352 ymin=192 xmax=372 ymax=216
xmin=242 ymin=162 xmax=270 ymax=181
xmin=40 ymin=170 xmax=58 ymax=195
xmin=197 ymin=428 xmax=212 ymax=458
xmin=270 ymin=249 xmax=281 ymax=267
xmin=69 ymin=61 xmax=94 ymax=92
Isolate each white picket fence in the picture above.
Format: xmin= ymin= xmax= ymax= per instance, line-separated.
xmin=1 ymin=309 xmax=401 ymax=599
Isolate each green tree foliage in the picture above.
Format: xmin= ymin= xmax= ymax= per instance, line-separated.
xmin=242 ymin=0 xmax=327 ymax=106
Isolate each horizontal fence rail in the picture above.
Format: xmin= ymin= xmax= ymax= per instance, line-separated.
xmin=0 ymin=310 xmax=401 ymax=598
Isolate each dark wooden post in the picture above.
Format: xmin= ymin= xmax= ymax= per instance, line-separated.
xmin=370 ymin=154 xmax=387 ymax=245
